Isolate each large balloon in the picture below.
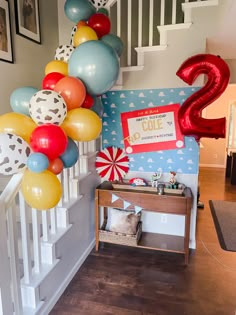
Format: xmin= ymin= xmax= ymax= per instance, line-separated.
xmin=60 ymin=137 xmax=79 ymax=168
xmin=0 ymin=133 xmax=31 ymax=175
xmin=73 ymin=26 xmax=98 ymax=47
xmin=27 ymin=153 xmax=49 ymax=173
xmin=0 ymin=112 xmax=37 ymax=143
xmin=64 ymin=0 xmax=96 ymax=23
xmin=54 ymin=76 xmax=86 ymax=111
xmin=91 ymin=96 xmax=104 ymax=117
xmin=61 ymin=108 xmax=102 ymax=141
xmin=21 ymin=169 xmax=62 ymax=210
xmin=177 ymin=54 xmax=230 ymax=141
xmin=30 ymin=124 xmax=68 ymax=160
xmin=42 ymin=72 xmax=65 ymax=90
xmin=10 ymin=86 xmax=38 ymax=116
xmin=88 ymin=13 xmax=111 ymax=38
xmin=29 ymin=90 xmax=67 ymax=125
xmin=68 ymin=40 xmax=119 ymax=95
xmin=101 ymin=34 xmax=123 ymax=57
xmin=54 ymin=45 xmax=75 ymax=63
xmin=45 ymin=60 xmax=68 ymax=76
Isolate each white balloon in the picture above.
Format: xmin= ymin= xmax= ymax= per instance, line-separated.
xmin=29 ymin=90 xmax=67 ymax=126
xmin=54 ymin=44 xmax=75 ymax=63
xmin=88 ymin=0 xmax=108 ymax=9
xmin=0 ymin=133 xmax=31 ymax=175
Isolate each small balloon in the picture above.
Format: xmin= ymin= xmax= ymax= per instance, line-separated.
xmin=10 ymin=86 xmax=38 ymax=116
xmin=54 ymin=76 xmax=86 ymax=111
xmin=27 ymin=153 xmax=49 ymax=173
xmin=88 ymin=13 xmax=111 ymax=38
xmin=73 ymin=25 xmax=98 ymax=47
xmin=0 ymin=112 xmax=37 ymax=143
xmin=101 ymin=34 xmax=124 ymax=57
xmin=61 ymin=107 xmax=102 ymax=141
xmin=54 ymin=45 xmax=75 ymax=63
xmin=45 ymin=60 xmax=68 ymax=76
xmin=68 ymin=40 xmax=119 ymax=95
xmin=64 ymin=0 xmax=96 ymax=23
xmin=30 ymin=124 xmax=68 ymax=160
xmin=0 ymin=133 xmax=31 ymax=175
xmin=42 ymin=72 xmax=65 ymax=90
xmin=21 ymin=169 xmax=62 ymax=210
xmin=60 ymin=137 xmax=79 ymax=168
xmin=82 ymin=93 xmax=94 ymax=109
xmin=97 ymin=8 xmax=109 ymax=16
xmin=48 ymin=158 xmax=64 ymax=175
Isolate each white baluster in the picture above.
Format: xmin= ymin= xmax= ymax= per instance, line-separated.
xmin=79 ymin=142 xmax=84 ymax=156
xmin=160 ymin=0 xmax=165 ymax=26
xmin=138 ymin=0 xmax=143 ymax=47
xmin=117 ymin=0 xmax=121 ymax=37
xmin=127 ymin=0 xmax=132 ymax=66
xmin=83 ymin=142 xmax=88 ymax=154
xmin=50 ymin=208 xmax=57 ymax=235
xmin=42 ymin=211 xmax=49 ymax=242
xmin=149 ymin=0 xmax=154 ymax=46
xmin=63 ymin=168 xmax=69 ymax=203
xmin=31 ymin=209 xmax=41 ymax=273
xmin=172 ymin=0 xmax=177 ymax=24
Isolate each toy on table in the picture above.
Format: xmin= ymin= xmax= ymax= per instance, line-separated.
xmin=168 ymin=171 xmax=178 ymax=189
xmin=129 ymin=178 xmax=147 ymax=186
xmin=151 ymin=170 xmax=162 ymax=188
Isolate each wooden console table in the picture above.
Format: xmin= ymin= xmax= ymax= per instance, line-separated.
xmin=95 ymin=181 xmax=193 ymax=264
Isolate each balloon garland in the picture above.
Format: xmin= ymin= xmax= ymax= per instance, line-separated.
xmin=0 ymin=0 xmax=123 ymax=210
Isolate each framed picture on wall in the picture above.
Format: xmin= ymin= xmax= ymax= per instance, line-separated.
xmin=15 ymin=0 xmax=41 ymax=44
xmin=0 ymin=0 xmax=13 ymax=63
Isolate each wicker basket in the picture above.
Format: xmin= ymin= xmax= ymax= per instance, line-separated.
xmin=99 ymin=221 xmax=142 ymax=246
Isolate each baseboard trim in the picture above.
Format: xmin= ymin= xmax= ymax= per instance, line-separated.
xmin=38 ymin=239 xmax=95 ymax=315
xmin=199 ymin=164 xmax=225 ymax=168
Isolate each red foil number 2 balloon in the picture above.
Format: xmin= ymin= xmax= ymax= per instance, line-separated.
xmin=176 ymin=54 xmax=230 ymax=141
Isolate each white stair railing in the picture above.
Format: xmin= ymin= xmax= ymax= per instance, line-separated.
xmin=0 ymin=139 xmax=97 ymax=314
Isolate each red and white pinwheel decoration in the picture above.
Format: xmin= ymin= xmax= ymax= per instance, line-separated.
xmin=95 ymin=146 xmax=129 ymax=181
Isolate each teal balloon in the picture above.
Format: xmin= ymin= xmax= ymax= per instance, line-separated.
xmin=69 ymin=40 xmax=119 ymax=96
xmin=60 ymin=137 xmax=79 ymax=168
xmin=10 ymin=86 xmax=38 ymax=116
xmin=91 ymin=97 xmax=104 ymax=118
xmin=101 ymin=34 xmax=124 ymax=57
xmin=64 ymin=0 xmax=96 ymax=23
xmin=97 ymin=8 xmax=109 ymax=16
xmin=27 ymin=153 xmax=49 ymax=173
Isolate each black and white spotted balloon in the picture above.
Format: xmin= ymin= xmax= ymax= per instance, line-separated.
xmin=54 ymin=44 xmax=75 ymax=63
xmin=29 ymin=90 xmax=67 ymax=126
xmin=0 ymin=133 xmax=31 ymax=175
xmin=70 ymin=25 xmax=77 ymax=46
xmin=88 ymin=0 xmax=108 ymax=9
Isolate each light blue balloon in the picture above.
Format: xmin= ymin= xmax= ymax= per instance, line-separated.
xmin=60 ymin=137 xmax=79 ymax=168
xmin=10 ymin=86 xmax=38 ymax=116
xmin=27 ymin=153 xmax=49 ymax=173
xmin=101 ymin=34 xmax=124 ymax=57
xmin=69 ymin=40 xmax=119 ymax=96
xmin=64 ymin=0 xmax=96 ymax=23
xmin=91 ymin=97 xmax=104 ymax=118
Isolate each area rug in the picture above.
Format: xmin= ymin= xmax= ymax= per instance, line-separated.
xmin=209 ymin=200 xmax=236 ymax=252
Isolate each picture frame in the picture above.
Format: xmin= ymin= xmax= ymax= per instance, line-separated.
xmin=0 ymin=0 xmax=13 ymax=63
xmin=14 ymin=0 xmax=41 ymax=44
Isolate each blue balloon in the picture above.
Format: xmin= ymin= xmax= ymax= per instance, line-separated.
xmin=69 ymin=41 xmax=119 ymax=96
xmin=91 ymin=97 xmax=104 ymax=118
xmin=10 ymin=86 xmax=38 ymax=116
xmin=64 ymin=0 xmax=96 ymax=23
xmin=60 ymin=137 xmax=79 ymax=168
xmin=27 ymin=153 xmax=49 ymax=173
xmin=101 ymin=34 xmax=124 ymax=57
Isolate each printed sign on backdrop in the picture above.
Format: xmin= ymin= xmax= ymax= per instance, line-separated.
xmin=121 ymin=104 xmax=184 ymax=154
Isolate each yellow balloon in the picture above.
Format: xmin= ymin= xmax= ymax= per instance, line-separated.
xmin=61 ymin=108 xmax=102 ymax=141
xmin=73 ymin=26 xmax=98 ymax=47
xmin=45 ymin=60 xmax=68 ymax=76
xmin=0 ymin=112 xmax=37 ymax=143
xmin=21 ymin=169 xmax=62 ymax=210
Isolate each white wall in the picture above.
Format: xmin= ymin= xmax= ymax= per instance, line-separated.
xmin=0 ymin=0 xmax=59 ymax=115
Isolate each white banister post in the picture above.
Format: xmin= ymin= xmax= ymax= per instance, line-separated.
xmin=160 ymin=0 xmax=165 ymax=26
xmin=138 ymin=0 xmax=143 ymax=47
xmin=149 ymin=0 xmax=154 ymax=46
xmin=117 ymin=0 xmax=121 ymax=37
xmin=42 ymin=211 xmax=50 ymax=242
xmin=32 ymin=209 xmax=41 ymax=274
xmin=127 ymin=0 xmax=132 ymax=66
xmin=172 ymin=0 xmax=177 ymax=24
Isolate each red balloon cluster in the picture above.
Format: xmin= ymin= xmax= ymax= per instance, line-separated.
xmin=88 ymin=13 xmax=111 ymax=38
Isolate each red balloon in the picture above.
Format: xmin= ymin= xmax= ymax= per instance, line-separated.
xmin=88 ymin=13 xmax=111 ymax=38
xmin=54 ymin=76 xmax=86 ymax=111
xmin=82 ymin=93 xmax=94 ymax=109
xmin=48 ymin=158 xmax=64 ymax=175
xmin=42 ymin=72 xmax=65 ymax=90
xmin=30 ymin=124 xmax=68 ymax=160
xmin=176 ymin=54 xmax=230 ymax=141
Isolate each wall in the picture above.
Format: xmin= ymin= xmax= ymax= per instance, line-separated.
xmin=0 ymin=0 xmax=59 ymax=115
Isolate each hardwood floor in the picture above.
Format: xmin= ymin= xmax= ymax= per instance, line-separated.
xmin=50 ymin=167 xmax=236 ymax=315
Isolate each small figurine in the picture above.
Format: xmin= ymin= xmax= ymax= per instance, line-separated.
xmin=151 ymin=170 xmax=162 ymax=188
xmin=169 ymin=171 xmax=177 ymax=187
xmin=129 ymin=178 xmax=147 ymax=186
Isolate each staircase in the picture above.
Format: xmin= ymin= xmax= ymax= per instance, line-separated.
xmin=0 ymin=1 xmax=223 ymax=314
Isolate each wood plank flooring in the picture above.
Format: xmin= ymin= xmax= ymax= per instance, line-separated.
xmin=50 ymin=167 xmax=236 ymax=315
